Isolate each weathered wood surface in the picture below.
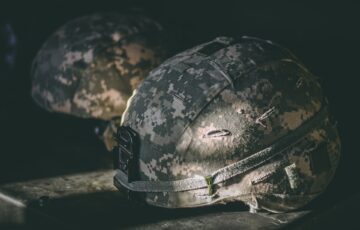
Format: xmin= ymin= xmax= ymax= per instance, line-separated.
xmin=0 ymin=170 xmax=314 ymax=229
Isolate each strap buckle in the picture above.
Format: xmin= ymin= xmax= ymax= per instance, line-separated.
xmin=113 ymin=126 xmax=139 ymax=182
xmin=205 ymin=175 xmax=214 ymax=195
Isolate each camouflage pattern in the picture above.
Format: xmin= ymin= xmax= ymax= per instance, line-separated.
xmin=31 ymin=12 xmax=167 ymax=120
xmin=116 ymin=36 xmax=341 ymax=212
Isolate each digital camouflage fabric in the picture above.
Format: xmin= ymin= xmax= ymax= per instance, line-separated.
xmin=114 ymin=36 xmax=341 ymax=213
xmin=31 ymin=12 xmax=167 ymax=121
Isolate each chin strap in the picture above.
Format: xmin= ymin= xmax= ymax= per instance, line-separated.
xmin=114 ymin=106 xmax=328 ymax=193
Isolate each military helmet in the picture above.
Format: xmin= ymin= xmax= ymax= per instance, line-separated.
xmin=31 ymin=12 xmax=167 ymax=120
xmin=113 ymin=36 xmax=341 ymax=213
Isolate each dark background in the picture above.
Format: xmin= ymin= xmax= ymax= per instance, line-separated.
xmin=0 ymin=0 xmax=359 ymax=225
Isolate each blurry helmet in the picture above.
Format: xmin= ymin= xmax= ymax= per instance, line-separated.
xmin=31 ymin=12 xmax=167 ymax=120
xmin=113 ymin=36 xmax=341 ymax=213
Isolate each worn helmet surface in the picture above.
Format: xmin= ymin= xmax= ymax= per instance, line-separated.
xmin=113 ymin=36 xmax=341 ymax=213
xmin=31 ymin=12 xmax=167 ymax=120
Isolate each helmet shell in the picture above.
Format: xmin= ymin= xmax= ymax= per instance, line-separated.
xmin=117 ymin=36 xmax=341 ymax=212
xmin=31 ymin=12 xmax=167 ymax=120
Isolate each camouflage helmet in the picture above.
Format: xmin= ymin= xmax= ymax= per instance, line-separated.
xmin=31 ymin=12 xmax=167 ymax=120
xmin=113 ymin=36 xmax=341 ymax=213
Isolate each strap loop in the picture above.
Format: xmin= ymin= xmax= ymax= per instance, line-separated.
xmin=205 ymin=176 xmax=214 ymax=195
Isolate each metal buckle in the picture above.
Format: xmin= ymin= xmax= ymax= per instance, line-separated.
xmin=113 ymin=126 xmax=139 ymax=182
